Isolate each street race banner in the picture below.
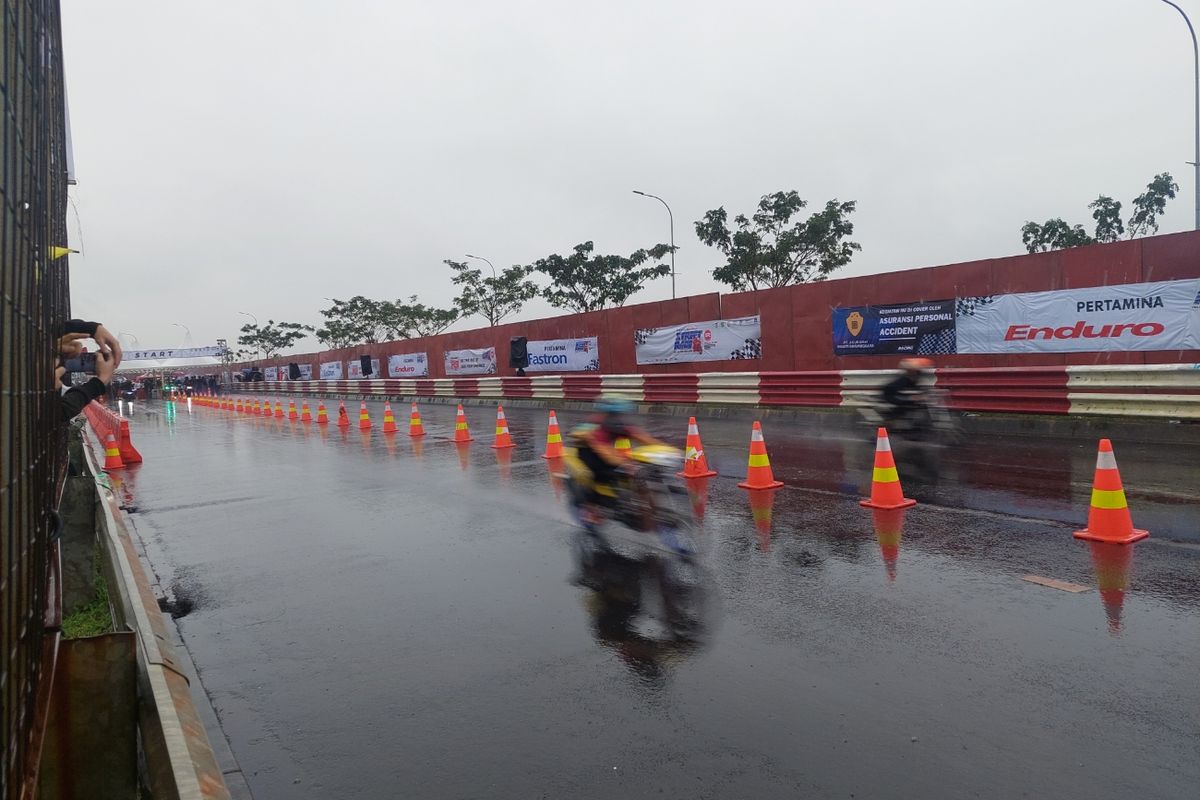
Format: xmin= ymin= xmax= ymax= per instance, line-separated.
xmin=956 ymin=278 xmax=1200 ymax=353
xmin=319 ymin=360 xmax=343 ymax=380
xmin=388 ymin=352 xmax=429 ymax=377
xmin=263 ymin=366 xmax=279 ymax=381
xmin=347 ymin=358 xmax=381 ymax=379
xmin=125 ymin=345 xmax=225 ymax=360
xmin=445 ymin=347 xmax=497 ymax=375
xmin=296 ymin=363 xmax=313 ymax=380
xmin=832 ymin=299 xmax=956 ymax=356
xmin=527 ymin=337 xmax=599 ymax=372
xmin=635 ymin=316 xmax=761 ymax=365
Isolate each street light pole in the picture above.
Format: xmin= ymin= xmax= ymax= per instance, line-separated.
xmin=465 ymin=254 xmax=500 ymax=326
xmin=633 ymin=190 xmax=676 ymax=299
xmin=238 ymin=311 xmax=259 ymax=328
xmin=172 ymin=323 xmax=191 ymax=345
xmin=1160 ymin=0 xmax=1200 ymax=229
xmin=464 ymin=253 xmax=497 ymax=279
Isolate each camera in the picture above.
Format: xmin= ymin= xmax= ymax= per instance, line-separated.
xmin=63 ymin=353 xmax=97 ymax=374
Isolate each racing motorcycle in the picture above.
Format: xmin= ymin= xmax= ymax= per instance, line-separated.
xmin=560 ymin=438 xmax=699 ymax=559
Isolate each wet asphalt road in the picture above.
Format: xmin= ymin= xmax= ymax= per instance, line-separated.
xmin=112 ymin=398 xmax=1199 ymax=799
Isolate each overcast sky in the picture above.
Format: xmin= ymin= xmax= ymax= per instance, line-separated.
xmin=62 ymin=0 xmax=1195 ymax=352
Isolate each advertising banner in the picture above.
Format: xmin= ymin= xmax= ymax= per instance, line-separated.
xmin=296 ymin=364 xmax=313 ymax=380
xmin=388 ymin=352 xmax=429 ymax=377
xmin=635 ymin=316 xmax=761 ymax=365
xmin=832 ymin=299 xmax=957 ymax=356
xmin=526 ymin=337 xmax=599 ymax=372
xmin=262 ymin=366 xmax=279 ymax=381
xmin=125 ymin=345 xmax=225 ymax=360
xmin=347 ymin=358 xmax=382 ymax=380
xmin=445 ymin=347 xmax=497 ymax=375
xmin=319 ymin=360 xmax=343 ymax=380
xmin=956 ymin=279 xmax=1200 ymax=354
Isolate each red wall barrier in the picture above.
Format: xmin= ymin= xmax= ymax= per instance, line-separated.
xmin=241 ymin=231 xmax=1200 ymax=379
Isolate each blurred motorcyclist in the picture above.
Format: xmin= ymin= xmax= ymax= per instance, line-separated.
xmin=879 ymin=357 xmax=934 ymax=431
xmin=571 ymin=396 xmax=664 ymax=515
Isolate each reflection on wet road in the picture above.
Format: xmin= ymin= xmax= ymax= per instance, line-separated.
xmin=115 ymin=398 xmax=1199 ymax=799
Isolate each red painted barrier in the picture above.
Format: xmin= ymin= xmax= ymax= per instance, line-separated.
xmin=758 ymin=371 xmax=844 ymax=406
xmin=562 ymin=375 xmax=603 ymax=401
xmin=936 ymin=367 xmax=1071 ymax=415
xmin=500 ymin=377 xmax=534 ymax=397
xmin=643 ymin=375 xmax=699 ymax=404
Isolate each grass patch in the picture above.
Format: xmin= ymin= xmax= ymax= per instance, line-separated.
xmin=62 ymin=562 xmax=113 ymax=639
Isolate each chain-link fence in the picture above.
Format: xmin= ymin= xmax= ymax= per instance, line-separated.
xmin=1 ymin=1 xmax=72 ymax=797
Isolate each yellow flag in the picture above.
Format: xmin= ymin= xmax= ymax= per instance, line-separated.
xmin=49 ymin=246 xmax=78 ymax=260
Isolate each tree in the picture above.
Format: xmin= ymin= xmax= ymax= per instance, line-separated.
xmin=1020 ymin=172 xmax=1179 ymax=253
xmin=316 ymin=296 xmax=387 ymax=347
xmin=445 ymin=260 xmax=539 ymax=326
xmin=694 ymin=191 xmax=860 ymax=291
xmin=530 ymin=241 xmax=673 ymax=313
xmin=402 ymin=299 xmax=459 ymax=337
xmin=237 ymin=320 xmax=314 ymax=359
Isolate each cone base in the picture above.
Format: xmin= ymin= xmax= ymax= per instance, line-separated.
xmin=860 ymin=497 xmax=916 ymax=510
xmin=409 ymin=431 xmax=426 ymax=438
xmin=738 ymin=479 xmax=783 ymax=490
xmin=491 ymin=441 xmax=515 ymax=449
xmin=1073 ymin=528 xmax=1149 ymax=545
xmin=541 ymin=452 xmax=562 ymax=460
xmin=454 ymin=436 xmax=474 ymax=443
xmin=679 ymin=469 xmax=718 ymax=479
xmin=359 ymin=424 xmax=372 ymax=431
xmin=383 ymin=427 xmax=398 ymax=434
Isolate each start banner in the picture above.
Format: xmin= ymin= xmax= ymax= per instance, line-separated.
xmin=388 ymin=352 xmax=429 ymax=377
xmin=956 ymin=279 xmax=1200 ymax=354
xmin=445 ymin=347 xmax=497 ymax=375
xmin=347 ymin=358 xmax=381 ymax=380
xmin=832 ymin=299 xmax=956 ymax=356
xmin=319 ymin=360 xmax=343 ymax=380
xmin=527 ymin=337 xmax=599 ymax=372
xmin=125 ymin=345 xmax=225 ymax=360
xmin=635 ymin=316 xmax=761 ymax=365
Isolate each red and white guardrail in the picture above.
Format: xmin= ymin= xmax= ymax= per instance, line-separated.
xmin=227 ymin=364 xmax=1200 ymax=419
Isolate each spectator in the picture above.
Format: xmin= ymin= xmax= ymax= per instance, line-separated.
xmin=61 ymin=318 xmax=122 ymax=367
xmin=58 ymin=350 xmax=115 ymax=421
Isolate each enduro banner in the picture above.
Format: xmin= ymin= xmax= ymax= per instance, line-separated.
xmin=956 ymin=279 xmax=1200 ymax=354
xmin=444 ymin=347 xmax=497 ymax=375
xmin=832 ymin=299 xmax=957 ymax=356
xmin=319 ymin=360 xmax=343 ymax=380
xmin=635 ymin=316 xmax=761 ymax=365
xmin=347 ymin=358 xmax=381 ymax=380
xmin=262 ymin=366 xmax=279 ymax=382
xmin=125 ymin=345 xmax=225 ymax=360
xmin=526 ymin=337 xmax=599 ymax=372
xmin=388 ymin=352 xmax=429 ymax=377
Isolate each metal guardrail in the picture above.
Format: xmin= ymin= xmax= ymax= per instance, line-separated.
xmin=1 ymin=3 xmax=72 ymax=798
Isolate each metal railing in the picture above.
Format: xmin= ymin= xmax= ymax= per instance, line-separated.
xmin=1 ymin=2 xmax=72 ymax=798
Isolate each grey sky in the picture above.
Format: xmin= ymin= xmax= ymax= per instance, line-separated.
xmin=62 ymin=0 xmax=1195 ymax=353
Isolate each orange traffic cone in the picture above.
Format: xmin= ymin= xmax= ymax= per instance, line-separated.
xmin=274 ymin=401 xmax=284 ymax=418
xmin=860 ymin=428 xmax=915 ymax=510
xmin=541 ymin=410 xmax=564 ymax=459
xmin=287 ymin=400 xmax=298 ymax=420
xmin=300 ymin=402 xmax=312 ymax=423
xmin=678 ymin=416 xmax=717 ymax=478
xmin=1073 ymin=439 xmax=1149 ymax=544
xmin=453 ymin=404 xmax=473 ymax=443
xmin=687 ymin=476 xmax=711 ymax=523
xmin=738 ymin=421 xmax=783 ymax=490
xmin=455 ymin=442 xmax=471 ymax=470
xmin=337 ymin=401 xmax=350 ymax=428
xmin=250 ymin=399 xmax=260 ymax=415
xmin=316 ymin=402 xmax=329 ymax=425
xmin=748 ymin=488 xmax=778 ymax=551
xmin=408 ymin=403 xmax=425 ymax=437
xmin=1088 ymin=542 xmax=1133 ymax=635
xmin=491 ymin=405 xmax=515 ymax=449
xmin=236 ymin=398 xmax=245 ymax=413
xmin=358 ymin=401 xmax=372 ymax=430
xmin=102 ymin=433 xmax=124 ymax=470
xmin=872 ymin=508 xmax=907 ymax=582
xmin=495 ymin=446 xmax=514 ymax=481
xmin=382 ymin=402 xmax=399 ymax=433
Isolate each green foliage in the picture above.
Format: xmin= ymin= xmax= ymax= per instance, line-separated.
xmin=446 ymin=260 xmax=539 ymax=326
xmin=62 ymin=565 xmax=112 ymax=639
xmin=531 ymin=241 xmax=672 ymax=313
xmin=237 ymin=319 xmax=314 ymax=359
xmin=694 ymin=191 xmax=860 ymax=291
xmin=1021 ymin=173 xmax=1179 ymax=253
xmin=317 ymin=295 xmax=459 ymax=346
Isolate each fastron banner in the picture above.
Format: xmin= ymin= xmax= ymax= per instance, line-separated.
xmin=387 ymin=352 xmax=429 ymax=377
xmin=319 ymin=360 xmax=343 ymax=380
xmin=635 ymin=316 xmax=762 ymax=365
xmin=526 ymin=337 xmax=599 ymax=372
xmin=955 ymin=279 xmax=1200 ymax=353
xmin=445 ymin=347 xmax=497 ymax=375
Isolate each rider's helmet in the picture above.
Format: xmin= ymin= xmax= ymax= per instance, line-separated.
xmin=899 ymin=357 xmax=934 ymax=374
xmin=595 ymin=395 xmax=635 ymax=434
